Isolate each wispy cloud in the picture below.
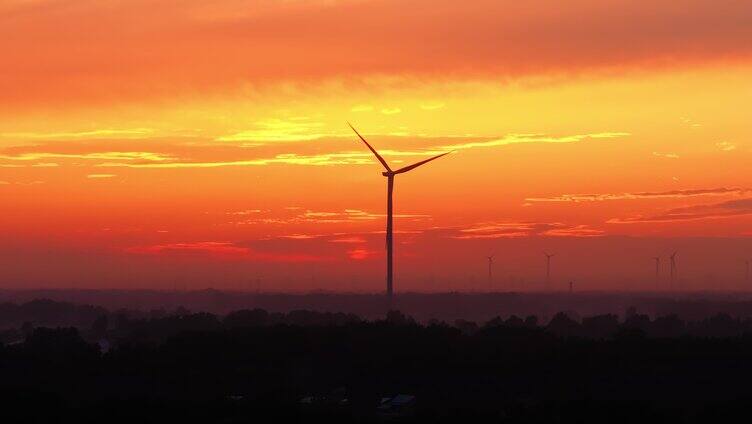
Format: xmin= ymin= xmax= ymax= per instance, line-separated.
xmin=609 ymin=198 xmax=752 ymax=223
xmin=228 ymin=209 xmax=432 ymax=230
xmin=653 ymin=151 xmax=679 ymax=159
xmin=0 ymin=151 xmax=174 ymax=162
xmin=452 ymin=221 xmax=604 ymax=239
xmin=93 ymin=130 xmax=630 ymax=169
xmin=542 ymin=226 xmax=605 ymax=237
xmin=125 ymin=241 xmax=329 ymax=262
xmin=126 ymin=241 xmax=250 ymax=255
xmin=347 ymin=248 xmax=377 ymax=260
xmin=215 ymin=118 xmax=337 ymax=143
xmin=440 ymin=132 xmax=629 ymax=151
xmin=0 ymin=128 xmax=154 ymax=140
xmin=381 ymin=107 xmax=402 ymax=115
xmin=420 ymin=102 xmax=445 ymax=111
xmin=0 ymin=130 xmax=631 ymax=172
xmin=277 ymin=234 xmax=321 ymax=240
xmin=305 ymin=209 xmax=430 ymax=223
xmin=680 ymin=117 xmax=702 ymax=128
xmin=87 ymin=174 xmax=117 ymax=179
xmin=236 ymin=209 xmax=431 ymax=225
xmin=330 ymin=236 xmax=367 ymax=244
xmin=716 ymin=141 xmax=737 ymax=151
xmin=226 ymin=209 xmax=264 ymax=216
xmin=526 ymin=187 xmax=750 ymax=203
xmin=0 ymin=180 xmax=44 ymax=186
xmin=97 ymin=153 xmax=370 ymax=168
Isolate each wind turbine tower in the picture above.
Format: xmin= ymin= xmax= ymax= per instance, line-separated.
xmin=349 ymin=123 xmax=451 ymax=306
xmin=544 ymin=252 xmax=555 ymax=289
xmin=653 ymin=256 xmax=661 ymax=287
xmin=669 ymin=252 xmax=678 ymax=290
xmin=487 ymin=255 xmax=494 ymax=289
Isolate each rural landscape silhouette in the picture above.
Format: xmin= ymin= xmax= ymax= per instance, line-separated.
xmin=2 ymin=0 xmax=752 ymax=422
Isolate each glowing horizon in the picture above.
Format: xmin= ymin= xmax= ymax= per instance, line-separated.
xmin=1 ymin=0 xmax=751 ymax=291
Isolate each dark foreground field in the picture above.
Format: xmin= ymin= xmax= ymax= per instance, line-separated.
xmin=3 ymin=300 xmax=752 ymax=423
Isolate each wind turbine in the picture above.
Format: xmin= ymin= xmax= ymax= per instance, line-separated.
xmin=653 ymin=256 xmax=661 ymax=287
xmin=348 ymin=123 xmax=451 ymax=305
xmin=544 ymin=252 xmax=555 ymax=289
xmin=487 ymin=255 xmax=494 ymax=289
xmin=669 ymin=252 xmax=678 ymax=290
xmin=746 ymin=260 xmax=750 ymax=283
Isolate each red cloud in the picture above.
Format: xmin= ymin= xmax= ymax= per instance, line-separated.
xmin=125 ymin=241 xmax=329 ymax=262
xmin=330 ymin=237 xmax=367 ymax=244
xmin=453 ymin=222 xmax=604 ymax=239
xmin=3 ymin=0 xmax=751 ymax=106
xmin=125 ymin=242 xmax=249 ymax=255
xmin=347 ymin=248 xmax=377 ymax=260
xmin=609 ymin=198 xmax=752 ymax=223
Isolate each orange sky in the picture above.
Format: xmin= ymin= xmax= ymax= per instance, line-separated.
xmin=1 ymin=0 xmax=751 ymax=292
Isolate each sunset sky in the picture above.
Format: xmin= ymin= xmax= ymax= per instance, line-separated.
xmin=1 ymin=0 xmax=751 ymax=292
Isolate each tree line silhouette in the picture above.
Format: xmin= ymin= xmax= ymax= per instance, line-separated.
xmin=9 ymin=289 xmax=752 ymax=322
xmin=6 ymin=299 xmax=752 ymax=343
xmin=4 ymin=300 xmax=752 ymax=422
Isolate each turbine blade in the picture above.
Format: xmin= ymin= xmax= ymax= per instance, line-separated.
xmin=393 ymin=151 xmax=452 ymax=174
xmin=347 ymin=123 xmax=391 ymax=172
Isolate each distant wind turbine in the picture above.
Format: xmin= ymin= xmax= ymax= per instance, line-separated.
xmin=746 ymin=260 xmax=750 ymax=283
xmin=653 ymin=256 xmax=661 ymax=286
xmin=544 ymin=252 xmax=555 ymax=288
xmin=348 ymin=123 xmax=451 ymax=305
xmin=487 ymin=255 xmax=494 ymax=289
xmin=669 ymin=252 xmax=678 ymax=289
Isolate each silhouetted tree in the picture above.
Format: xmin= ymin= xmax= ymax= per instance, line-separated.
xmin=24 ymin=327 xmax=98 ymax=362
xmin=385 ymin=310 xmax=416 ymax=326
xmin=547 ymin=312 xmax=581 ymax=338
xmin=524 ymin=315 xmax=539 ymax=328
xmin=623 ymin=309 xmax=651 ymax=333
xmin=90 ymin=314 xmax=108 ymax=339
xmin=505 ymin=315 xmax=525 ymax=328
xmin=581 ymin=314 xmax=619 ymax=339
xmin=650 ymin=314 xmax=685 ymax=338
xmin=21 ymin=321 xmax=34 ymax=339
xmin=454 ymin=319 xmax=479 ymax=335
xmin=224 ymin=308 xmax=270 ymax=327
